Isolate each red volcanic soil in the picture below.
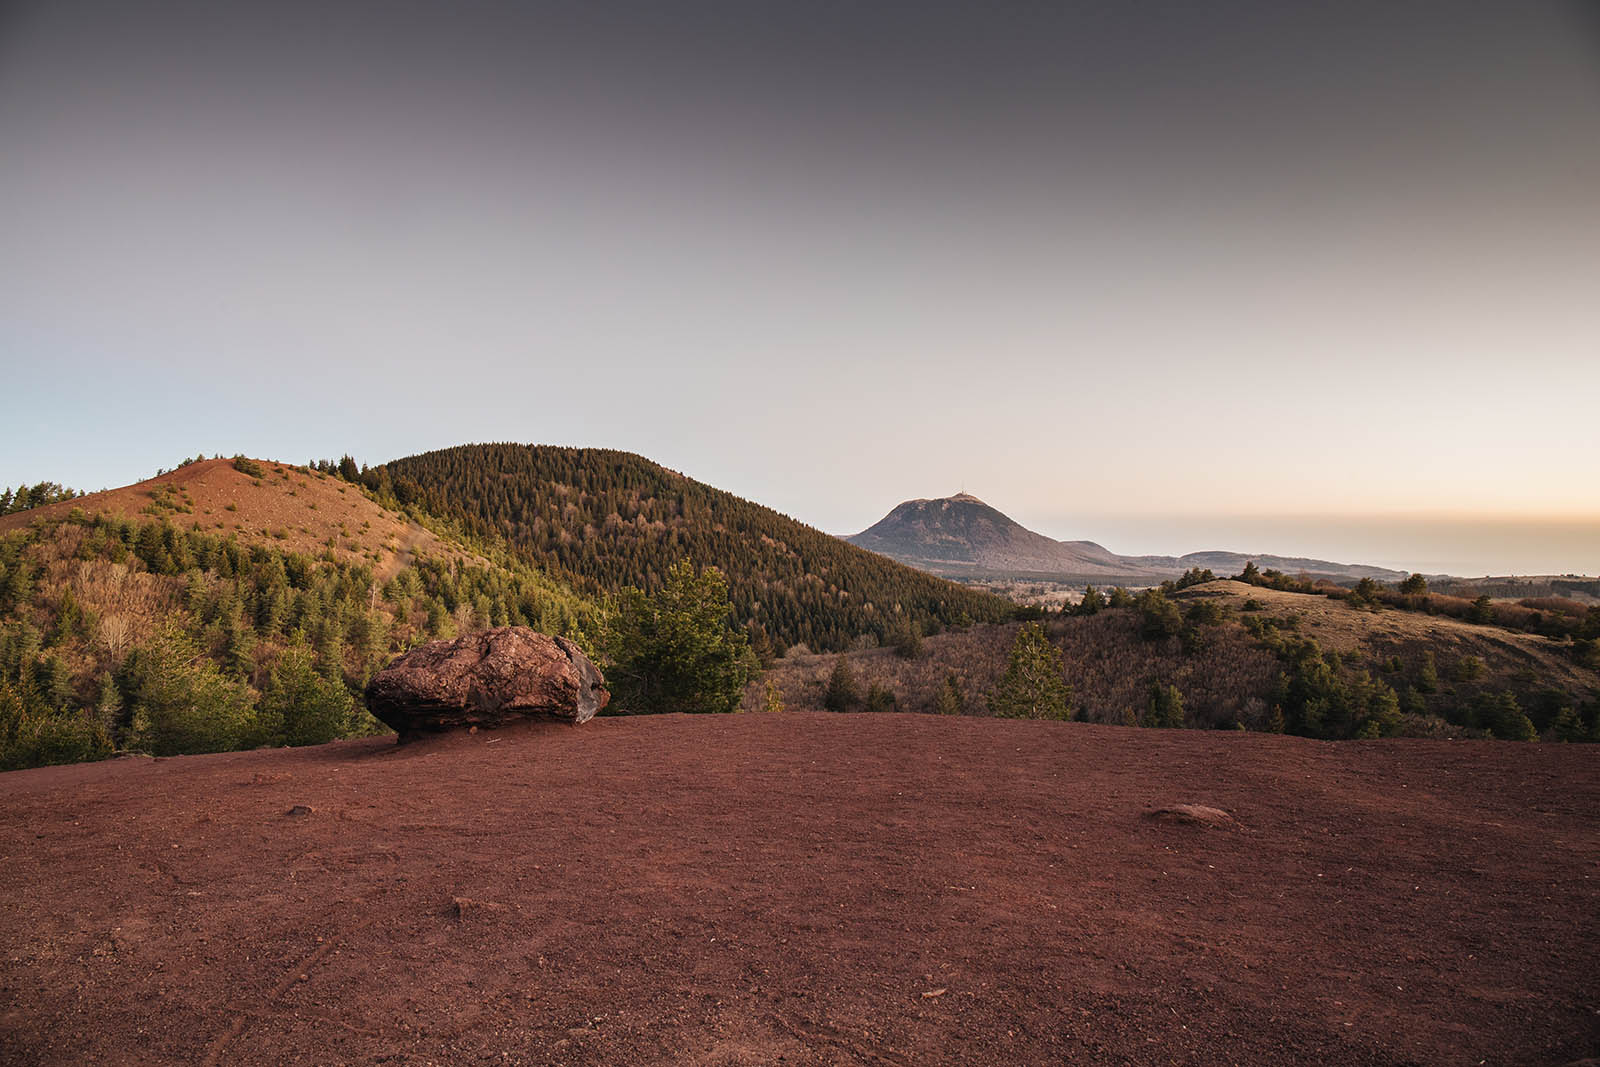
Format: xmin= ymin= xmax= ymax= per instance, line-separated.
xmin=0 ymin=458 xmax=474 ymax=581
xmin=2 ymin=714 xmax=1597 ymax=1066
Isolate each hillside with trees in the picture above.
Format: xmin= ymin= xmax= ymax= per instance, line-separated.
xmin=753 ymin=578 xmax=1600 ymax=743
xmin=373 ymin=444 xmax=1017 ymax=653
xmin=0 ymin=461 xmax=600 ymax=770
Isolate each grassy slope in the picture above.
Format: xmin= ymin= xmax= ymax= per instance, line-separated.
xmin=1177 ymin=579 xmax=1598 ymax=694
xmin=0 ymin=458 xmax=475 ymax=581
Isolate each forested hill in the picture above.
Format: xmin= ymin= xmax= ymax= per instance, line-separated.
xmin=376 ymin=444 xmax=1017 ymax=652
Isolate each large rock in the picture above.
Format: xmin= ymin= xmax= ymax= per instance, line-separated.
xmin=365 ymin=628 xmax=608 ymax=739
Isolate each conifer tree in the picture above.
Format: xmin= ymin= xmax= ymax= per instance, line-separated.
xmin=865 ymin=682 xmax=897 ymax=713
xmin=934 ymin=671 xmax=965 ymax=716
xmin=1145 ymin=682 xmax=1185 ymax=728
xmin=601 ymin=561 xmax=754 ymax=714
xmin=1417 ymin=652 xmax=1439 ymax=693
xmin=891 ymin=620 xmax=923 ymax=659
xmin=987 ymin=622 xmax=1072 ymax=720
xmin=221 ymin=619 xmax=257 ymax=681
xmin=1468 ymin=595 xmax=1494 ymax=625
xmin=823 ymin=656 xmax=860 ymax=712
xmin=124 ymin=625 xmax=256 ymax=756
xmin=1136 ymin=588 xmax=1183 ymax=641
xmin=258 ymin=640 xmax=353 ymax=747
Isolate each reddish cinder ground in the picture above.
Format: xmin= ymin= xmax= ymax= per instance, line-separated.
xmin=1 ymin=714 xmax=1596 ymax=1066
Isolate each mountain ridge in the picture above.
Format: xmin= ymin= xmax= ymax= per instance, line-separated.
xmin=848 ymin=492 xmax=1407 ymax=583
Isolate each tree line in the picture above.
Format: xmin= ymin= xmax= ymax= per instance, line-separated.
xmin=1 ymin=481 xmax=81 ymax=515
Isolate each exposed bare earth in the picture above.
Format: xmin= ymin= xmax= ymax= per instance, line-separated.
xmin=2 ymin=714 xmax=1596 ymax=1066
xmin=0 ymin=458 xmax=477 ymax=581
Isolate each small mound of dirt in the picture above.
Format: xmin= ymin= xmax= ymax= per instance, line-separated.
xmin=1146 ymin=803 xmax=1235 ymax=827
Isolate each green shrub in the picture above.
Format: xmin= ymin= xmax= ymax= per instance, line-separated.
xmin=257 ymin=640 xmax=353 ymax=747
xmin=1470 ymin=691 xmax=1537 ymax=741
xmin=123 ymin=626 xmax=258 ymax=755
xmin=934 ymin=671 xmax=965 ymax=716
xmin=1 ymin=709 xmax=112 ymax=770
xmin=600 ymin=561 xmax=754 ymax=715
xmin=1417 ymin=652 xmax=1439 ymax=693
xmin=1269 ymin=636 xmax=1402 ymax=739
xmin=823 ymin=657 xmax=860 ymax=712
xmin=1467 ymin=595 xmax=1494 ymax=625
xmin=1136 ymin=589 xmax=1183 ymax=641
xmin=891 ymin=621 xmax=924 ymax=660
xmin=1144 ymin=682 xmax=1184 ymax=728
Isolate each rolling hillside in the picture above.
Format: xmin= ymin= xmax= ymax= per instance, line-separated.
xmin=0 ymin=458 xmax=471 ymax=581
xmin=849 ymin=493 xmax=1407 ymax=584
xmin=754 ymin=579 xmax=1599 ymax=741
xmin=0 ymin=457 xmax=596 ymax=770
xmin=377 ymin=444 xmax=1017 ymax=653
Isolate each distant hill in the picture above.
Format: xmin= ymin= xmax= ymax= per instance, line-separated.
xmin=848 ymin=493 xmax=1406 ymax=584
xmin=849 ymin=493 xmax=1150 ymax=579
xmin=377 ymin=444 xmax=1017 ymax=653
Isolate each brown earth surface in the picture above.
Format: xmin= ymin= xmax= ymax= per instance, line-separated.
xmin=1 ymin=713 xmax=1597 ymax=1066
xmin=0 ymin=458 xmax=477 ymax=581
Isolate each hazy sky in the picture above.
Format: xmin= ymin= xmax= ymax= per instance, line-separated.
xmin=2 ymin=2 xmax=1597 ymax=575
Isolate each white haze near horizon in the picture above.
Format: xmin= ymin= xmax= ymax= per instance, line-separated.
xmin=1018 ymin=511 xmax=1600 ymax=579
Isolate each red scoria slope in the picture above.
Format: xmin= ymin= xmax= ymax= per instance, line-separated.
xmin=1 ymin=714 xmax=1596 ymax=1066
xmin=0 ymin=458 xmax=479 ymax=581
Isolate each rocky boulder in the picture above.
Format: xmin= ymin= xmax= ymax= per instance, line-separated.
xmin=366 ymin=628 xmax=608 ymax=739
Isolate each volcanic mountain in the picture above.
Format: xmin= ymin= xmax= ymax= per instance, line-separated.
xmin=848 ymin=493 xmax=1405 ymax=583
xmin=848 ymin=493 xmax=1152 ymax=579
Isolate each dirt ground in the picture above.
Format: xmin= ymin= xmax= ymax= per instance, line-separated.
xmin=1 ymin=713 xmax=1596 ymax=1066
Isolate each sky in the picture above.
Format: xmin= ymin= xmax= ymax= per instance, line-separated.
xmin=2 ymin=1 xmax=1597 ymax=576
